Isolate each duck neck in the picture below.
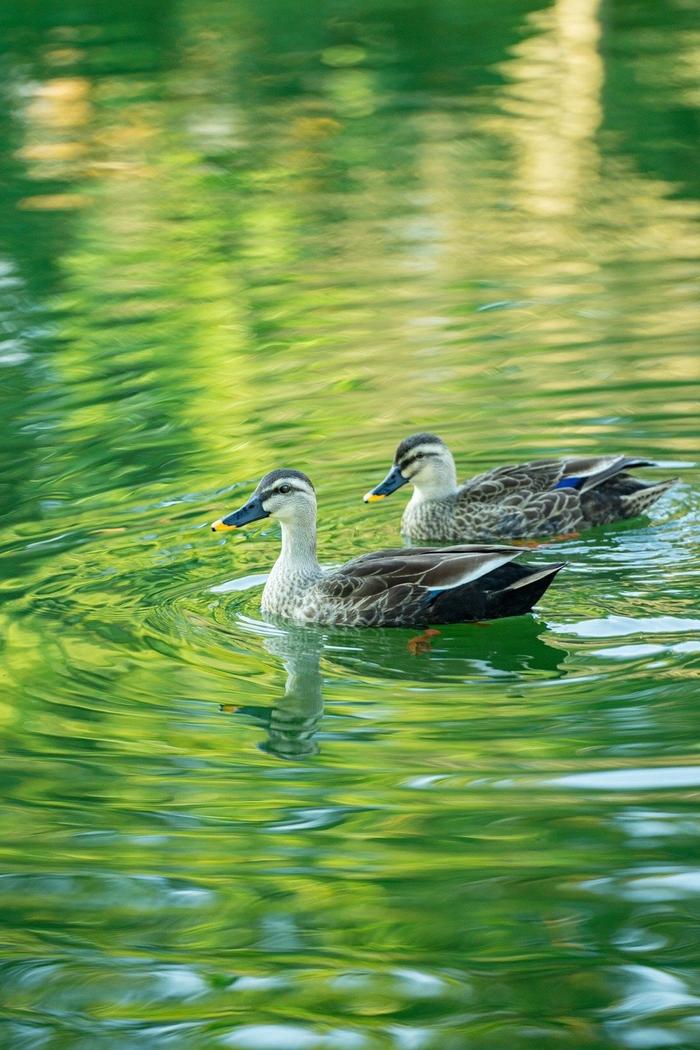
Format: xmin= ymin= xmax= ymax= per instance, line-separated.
xmin=276 ymin=510 xmax=321 ymax=580
xmin=262 ymin=502 xmax=324 ymax=618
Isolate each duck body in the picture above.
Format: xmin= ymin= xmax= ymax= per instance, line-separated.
xmin=212 ymin=469 xmax=563 ymax=627
xmin=366 ymin=435 xmax=677 ymax=542
xmin=264 ymin=544 xmax=564 ymax=627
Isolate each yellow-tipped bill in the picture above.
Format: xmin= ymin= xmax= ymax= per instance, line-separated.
xmin=210 ymin=493 xmax=270 ymax=533
xmin=211 ymin=518 xmax=238 ymax=532
xmin=363 ymin=464 xmax=409 ymax=503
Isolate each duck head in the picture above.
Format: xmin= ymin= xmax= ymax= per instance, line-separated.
xmin=211 ymin=468 xmax=316 ymax=531
xmin=364 ymin=433 xmax=458 ymax=503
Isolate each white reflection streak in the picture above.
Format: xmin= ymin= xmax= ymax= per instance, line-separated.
xmin=547 ymin=766 xmax=700 ymax=790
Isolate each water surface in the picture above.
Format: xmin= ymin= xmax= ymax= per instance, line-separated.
xmin=1 ymin=0 xmax=700 ymax=1047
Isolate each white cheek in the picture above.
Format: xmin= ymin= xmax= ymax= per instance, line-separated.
xmin=273 ymin=500 xmax=297 ymax=521
xmin=408 ymin=457 xmax=440 ymax=482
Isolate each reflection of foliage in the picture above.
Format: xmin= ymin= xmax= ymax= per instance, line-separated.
xmin=1 ymin=0 xmax=698 ymax=516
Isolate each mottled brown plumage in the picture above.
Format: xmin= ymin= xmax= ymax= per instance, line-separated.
xmin=365 ymin=435 xmax=677 ymax=541
xmin=305 ymin=544 xmax=564 ymax=626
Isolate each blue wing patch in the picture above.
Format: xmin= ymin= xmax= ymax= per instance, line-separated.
xmin=554 ymin=476 xmax=584 ymax=490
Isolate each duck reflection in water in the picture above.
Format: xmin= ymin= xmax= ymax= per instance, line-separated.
xmin=222 ymin=617 xmax=565 ymax=759
xmin=222 ymin=628 xmax=324 ymax=759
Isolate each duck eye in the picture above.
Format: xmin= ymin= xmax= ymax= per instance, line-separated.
xmin=416 ymin=452 xmax=424 ymax=459
xmin=278 ymin=484 xmax=291 ymax=495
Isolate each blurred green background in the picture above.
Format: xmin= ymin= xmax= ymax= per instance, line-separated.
xmin=1 ymin=0 xmax=699 ymax=1047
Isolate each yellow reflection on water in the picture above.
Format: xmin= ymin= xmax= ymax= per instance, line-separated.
xmin=498 ymin=0 xmax=603 ymax=217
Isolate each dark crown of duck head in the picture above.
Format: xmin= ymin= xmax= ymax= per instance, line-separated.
xmin=394 ymin=433 xmax=446 ymax=469
xmin=257 ymin=468 xmax=315 ymax=497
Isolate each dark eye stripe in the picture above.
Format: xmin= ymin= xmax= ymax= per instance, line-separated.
xmin=399 ymin=451 xmax=438 ymax=471
xmin=260 ymin=484 xmax=305 ymax=500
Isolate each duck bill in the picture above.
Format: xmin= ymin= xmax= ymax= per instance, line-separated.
xmin=211 ymin=495 xmax=269 ymax=532
xmin=364 ymin=465 xmax=408 ymax=503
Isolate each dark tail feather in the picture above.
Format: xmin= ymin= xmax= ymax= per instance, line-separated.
xmin=487 ymin=562 xmax=565 ymax=617
xmin=579 ymin=457 xmax=655 ymax=493
xmin=427 ymin=560 xmax=565 ymax=623
xmin=620 ymin=478 xmax=677 ymax=518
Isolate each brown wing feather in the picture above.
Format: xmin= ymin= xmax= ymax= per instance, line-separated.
xmin=348 ymin=543 xmax=520 ymax=565
xmin=462 ymin=460 xmax=563 ymax=501
xmin=461 ymin=455 xmax=650 ymax=505
xmin=317 ymin=545 xmax=524 ymax=607
xmin=458 ymin=488 xmax=584 ymax=539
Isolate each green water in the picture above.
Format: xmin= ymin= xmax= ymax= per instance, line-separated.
xmin=1 ymin=0 xmax=700 ymax=1046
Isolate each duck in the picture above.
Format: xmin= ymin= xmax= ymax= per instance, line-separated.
xmin=364 ymin=433 xmax=676 ymax=542
xmin=211 ymin=468 xmax=564 ymax=627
